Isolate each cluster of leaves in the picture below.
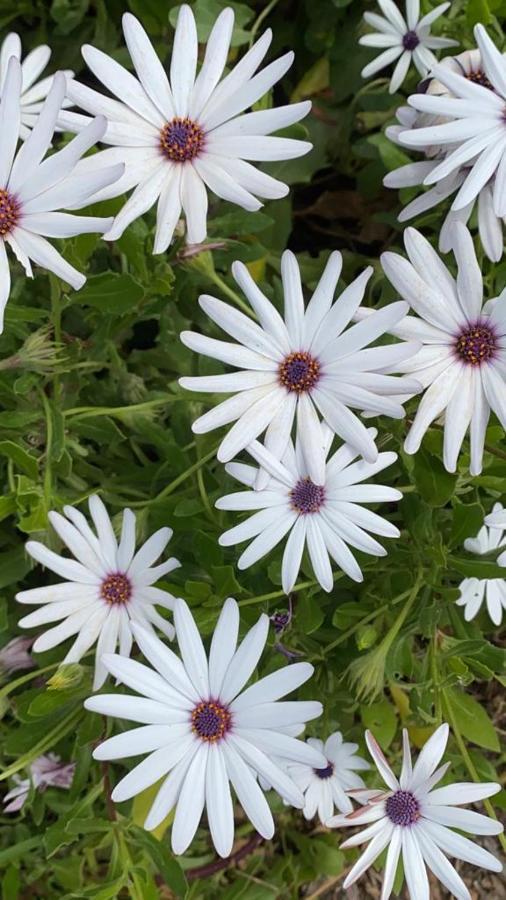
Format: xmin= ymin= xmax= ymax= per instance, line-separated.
xmin=0 ymin=0 xmax=505 ymax=897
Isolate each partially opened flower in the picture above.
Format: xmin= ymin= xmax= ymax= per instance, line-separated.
xmin=0 ymin=32 xmax=73 ymax=139
xmin=63 ymin=5 xmax=312 ymax=251
xmin=0 ymin=635 xmax=34 ymax=675
xmin=85 ymin=597 xmax=325 ymax=858
xmin=384 ymin=47 xmax=506 ymax=262
xmin=329 ymin=725 xmax=503 ymax=900
xmin=287 ymin=731 xmax=370 ymax=823
xmin=181 ymin=250 xmax=419 ymax=486
xmin=358 ymin=225 xmax=506 ymax=475
xmin=3 ymin=753 xmax=75 ymax=813
xmin=16 ymin=495 xmax=179 ymax=690
xmin=359 ymin=0 xmax=457 ymax=94
xmin=0 ymin=58 xmax=123 ymax=330
xmin=216 ymin=425 xmax=401 ymax=593
xmin=400 ymin=25 xmax=506 ymax=217
xmin=457 ymin=503 xmax=506 ymax=626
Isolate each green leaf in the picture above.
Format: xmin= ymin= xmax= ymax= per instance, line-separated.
xmin=360 ymin=699 xmax=397 ymax=747
xmin=129 ymin=827 xmax=188 ymax=897
xmin=75 ymin=273 xmax=144 ymax=314
xmin=412 ymin=449 xmax=457 ymax=507
xmin=449 ymin=555 xmax=506 ymax=580
xmin=0 ymin=440 xmax=38 ymax=478
xmin=445 ymin=687 xmax=500 ymax=751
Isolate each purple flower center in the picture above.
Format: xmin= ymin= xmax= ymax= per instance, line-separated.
xmin=160 ymin=117 xmax=205 ymax=162
xmin=191 ymin=700 xmax=231 ymax=743
xmin=455 ymin=322 xmax=497 ymax=366
xmin=290 ymin=477 xmax=325 ymax=514
xmin=314 ymin=762 xmax=334 ymax=779
xmin=385 ymin=790 xmax=420 ymax=826
xmin=402 ymin=30 xmax=420 ymax=50
xmin=279 ymin=351 xmax=320 ymax=393
xmin=0 ymin=189 xmax=20 ymax=237
xmin=101 ymin=573 xmax=132 ymax=605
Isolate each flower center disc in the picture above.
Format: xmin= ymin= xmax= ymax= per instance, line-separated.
xmin=0 ymin=189 xmax=20 ymax=237
xmin=192 ymin=700 xmax=231 ymax=742
xmin=385 ymin=790 xmax=420 ymax=826
xmin=160 ymin=117 xmax=205 ymax=162
xmin=279 ymin=351 xmax=320 ymax=393
xmin=402 ymin=30 xmax=420 ymax=50
xmin=290 ymin=477 xmax=325 ymax=514
xmin=468 ymin=70 xmax=494 ymax=91
xmin=314 ymin=761 xmax=334 ymax=779
xmin=455 ymin=323 xmax=497 ymax=365
xmin=101 ymin=573 xmax=132 ymax=605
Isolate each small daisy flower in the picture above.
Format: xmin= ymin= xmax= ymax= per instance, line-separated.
xmin=359 ymin=0 xmax=457 ymax=95
xmin=16 ymin=495 xmax=180 ymax=690
xmin=63 ymin=5 xmax=312 ymax=252
xmin=486 ymin=505 xmax=506 ymax=529
xmin=181 ymin=250 xmax=419 ymax=487
xmin=329 ymin=725 xmax=503 ymax=900
xmin=85 ymin=597 xmax=325 ymax=858
xmin=400 ymin=25 xmax=506 ymax=217
xmin=3 ymin=753 xmax=75 ymax=813
xmin=384 ymin=48 xmax=506 ymax=262
xmin=359 ymin=225 xmax=506 ymax=475
xmin=216 ymin=425 xmax=401 ymax=594
xmin=0 ymin=32 xmax=73 ymax=139
xmin=456 ymin=503 xmax=506 ymax=626
xmin=0 ymin=58 xmax=123 ymax=330
xmin=288 ymin=731 xmax=370 ymax=823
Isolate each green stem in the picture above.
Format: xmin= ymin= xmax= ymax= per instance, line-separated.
xmin=431 ymin=630 xmax=442 ymax=723
xmin=442 ymin=689 xmax=506 ymax=853
xmin=49 ymin=274 xmax=62 ymax=407
xmin=39 ymin=388 xmax=53 ymax=510
xmin=208 ymin=270 xmax=256 ymax=319
xmin=0 ymin=708 xmax=82 ymax=781
xmin=139 ymin=445 xmax=219 ymax=507
xmin=379 ymin=570 xmax=424 ymax=656
xmin=238 ymin=573 xmax=344 ymax=607
xmin=64 ymin=398 xmax=171 ymax=420
xmin=249 ymin=0 xmax=281 ymax=45
xmin=317 ymin=586 xmax=415 ymax=660
xmin=0 ymin=651 xmax=94 ymax=700
xmin=116 ymin=829 xmax=144 ymax=900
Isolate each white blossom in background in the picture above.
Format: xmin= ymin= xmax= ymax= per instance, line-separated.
xmin=400 ymin=25 xmax=506 ymax=222
xmin=0 ymin=32 xmax=73 ymax=139
xmin=359 ymin=0 xmax=457 ymax=94
xmin=16 ymin=495 xmax=180 ymax=690
xmin=0 ymin=58 xmax=123 ymax=330
xmin=384 ymin=47 xmax=506 ymax=261
xmin=457 ymin=503 xmax=506 ymax=626
xmin=287 ymin=731 xmax=370 ymax=823
xmin=85 ymin=597 xmax=325 ymax=858
xmin=329 ymin=725 xmax=503 ymax=900
xmin=216 ymin=425 xmax=401 ymax=593
xmin=356 ymin=225 xmax=506 ymax=475
xmin=3 ymin=753 xmax=75 ymax=813
xmin=61 ymin=5 xmax=312 ymax=251
xmin=181 ymin=250 xmax=419 ymax=487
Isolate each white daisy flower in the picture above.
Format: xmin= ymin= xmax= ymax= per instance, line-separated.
xmin=62 ymin=5 xmax=312 ymax=252
xmin=287 ymin=731 xmax=370 ymax=823
xmin=384 ymin=48 xmax=506 ymax=262
xmin=328 ymin=725 xmax=503 ymax=900
xmin=358 ymin=225 xmax=506 ymax=475
xmin=0 ymin=32 xmax=73 ymax=139
xmin=84 ymin=597 xmax=325 ymax=858
xmin=16 ymin=495 xmax=180 ymax=690
xmin=400 ymin=25 xmax=506 ymax=217
xmin=359 ymin=0 xmax=457 ymax=95
xmin=0 ymin=58 xmax=123 ymax=331
xmin=486 ymin=504 xmax=506 ymax=529
xmin=180 ymin=250 xmax=419 ymax=487
xmin=456 ymin=502 xmax=506 ymax=626
xmin=216 ymin=425 xmax=401 ymax=593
